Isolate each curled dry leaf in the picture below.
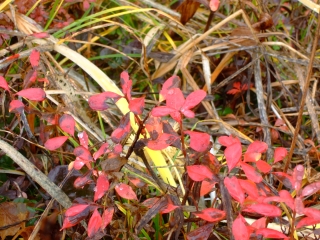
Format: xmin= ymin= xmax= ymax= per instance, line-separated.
xmin=187 ymin=223 xmax=215 ymax=240
xmin=101 ymin=156 xmax=127 ymax=172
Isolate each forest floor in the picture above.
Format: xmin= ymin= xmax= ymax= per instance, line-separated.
xmin=0 ymin=0 xmax=320 ymax=239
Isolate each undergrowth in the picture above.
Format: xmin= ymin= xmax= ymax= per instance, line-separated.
xmin=0 ymin=0 xmax=320 ymax=239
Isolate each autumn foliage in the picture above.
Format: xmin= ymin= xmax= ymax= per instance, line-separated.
xmin=2 ymin=70 xmax=317 ymax=239
xmin=1 ymin=1 xmax=320 ymax=239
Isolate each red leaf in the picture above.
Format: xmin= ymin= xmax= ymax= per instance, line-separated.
xmin=74 ymin=170 xmax=92 ymax=189
xmin=162 ymin=121 xmax=181 ymax=148
xmin=293 ymin=164 xmax=304 ymax=192
xmin=16 ymin=88 xmax=46 ymax=101
xmin=65 ymin=204 xmax=90 ymax=217
xmin=194 ymin=208 xmax=225 ymax=222
xmin=147 ymin=133 xmax=179 ymax=150
xmin=101 ymin=207 xmax=114 ymax=229
xmin=42 ymin=113 xmax=59 ymax=125
xmin=209 ymin=0 xmax=220 ymax=11
xmin=113 ymin=144 xmax=122 ymax=154
xmin=0 ymin=76 xmax=9 ymax=91
xmin=279 ymin=190 xmax=294 ymax=211
xmin=83 ymin=0 xmax=91 ymax=10
xmin=272 ymin=172 xmax=294 ymax=189
xmin=301 ymin=181 xmax=320 ymax=197
xmin=239 ymin=179 xmax=259 ymax=198
xmin=170 ymin=112 xmax=182 ymax=122
xmin=160 ymin=198 xmax=179 ymax=214
xmin=274 ymin=118 xmax=285 ymax=127
xmin=24 ymin=69 xmax=38 ymax=87
xmin=218 ymin=135 xmax=240 ymax=147
xmin=74 ymin=157 xmax=91 ymax=170
xmin=78 ymin=131 xmax=89 ymax=149
xmin=303 ymin=208 xmax=320 ymax=220
xmin=61 ymin=213 xmax=91 ymax=230
xmin=30 ymin=32 xmax=49 ymax=38
xmin=261 ymin=195 xmax=284 ymax=204
xmin=59 ymin=114 xmax=75 ymax=136
xmin=243 ymin=152 xmax=261 ymax=162
xmin=115 ymin=183 xmax=137 ymax=200
xmin=224 ymin=176 xmax=245 ymax=203
xmin=37 ymin=78 xmax=49 ymax=84
xmin=94 ymin=173 xmax=109 ymax=202
xmin=246 ymin=141 xmax=268 ymax=154
xmin=255 ymin=228 xmax=288 ymax=239
xmin=9 ymin=100 xmax=24 ymax=113
xmin=273 ymin=147 xmax=287 ymax=163
xmin=129 ymin=97 xmax=145 ymax=115
xmin=225 ymin=142 xmax=242 ymax=172
xmin=120 ymin=71 xmax=132 ymax=100
xmin=187 ymin=223 xmax=214 ymax=240
xmin=60 ymin=217 xmax=76 ymax=230
xmin=182 ymin=109 xmax=194 ymax=118
xmin=166 ymin=88 xmax=185 ymax=110
xmin=111 ymin=113 xmax=131 ymax=143
xmin=200 ymin=179 xmax=216 ymax=196
xmin=93 ymin=143 xmax=110 ymax=160
xmin=160 ymin=75 xmax=181 ymax=101
xmin=88 ymin=209 xmax=102 ymax=237
xmin=227 ymin=82 xmax=241 ymax=95
xmin=128 ymin=176 xmax=146 ymax=188
xmin=227 ymin=88 xmax=241 ymax=95
xmin=184 ymin=131 xmax=210 ymax=152
xmin=244 ymin=203 xmax=281 ymax=217
xmin=145 ymin=116 xmax=163 ymax=139
xmin=251 ymin=217 xmax=266 ymax=229
xmin=151 ymin=106 xmax=176 ymax=118
xmin=6 ymin=53 xmax=20 ymax=61
xmin=181 ymin=90 xmax=206 ymax=111
xmin=30 ymin=49 xmax=40 ymax=67
xmin=187 ymin=165 xmax=214 ymax=181
xmin=232 ymin=214 xmax=249 ymax=240
xmin=296 ymin=216 xmax=320 ymax=229
xmin=295 ymin=196 xmax=304 ymax=214
xmin=256 ymin=160 xmax=271 ymax=173
xmin=88 ymin=91 xmax=121 ymax=110
xmin=74 ymin=146 xmax=93 ymax=162
xmin=60 ymin=204 xmax=91 ymax=230
xmin=25 ymin=69 xmax=37 ymax=85
xmin=240 ymin=162 xmax=262 ymax=183
xmin=44 ymin=136 xmax=69 ymax=150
